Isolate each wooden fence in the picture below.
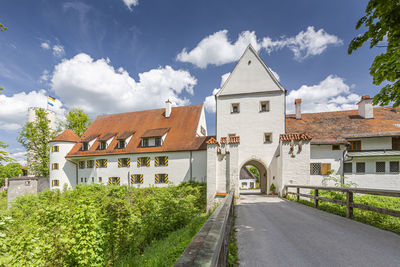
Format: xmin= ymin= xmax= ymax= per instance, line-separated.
xmin=285 ymin=185 xmax=400 ymax=219
xmin=175 ymin=191 xmax=234 ymax=267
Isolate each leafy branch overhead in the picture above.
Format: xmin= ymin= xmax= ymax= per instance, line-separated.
xmin=0 ymin=23 xmax=7 ymax=31
xmin=348 ymin=0 xmax=400 ymax=107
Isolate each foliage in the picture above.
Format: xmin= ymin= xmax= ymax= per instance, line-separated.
xmin=0 ymin=23 xmax=7 ymax=31
xmin=0 ymin=142 xmax=13 ymax=164
xmin=269 ymin=183 xmax=276 ymax=192
xmin=348 ymin=1 xmax=400 ymax=107
xmin=1 ymin=183 xmax=206 ymax=266
xmin=227 ymin=216 xmax=239 ymax=267
xmin=0 ymin=163 xmax=23 ymax=187
xmin=60 ymin=109 xmax=91 ymax=137
xmin=124 ymin=213 xmax=209 ymax=266
xmin=18 ymin=109 xmax=56 ymax=176
xmin=321 ymin=171 xmax=358 ymax=188
xmin=288 ymin=191 xmax=400 ymax=235
xmin=246 ymin=166 xmax=260 ymax=182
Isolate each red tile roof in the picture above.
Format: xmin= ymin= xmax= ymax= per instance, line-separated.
xmin=286 ymin=107 xmax=400 ymax=144
xmin=51 ymin=129 xmax=80 ymax=143
xmin=206 ymin=137 xmax=219 ymax=145
xmin=228 ymin=136 xmax=240 ymax=144
xmin=66 ymin=104 xmax=207 ymax=157
xmin=141 ymin=128 xmax=169 ymax=138
xmin=280 ymin=133 xmax=312 ymax=141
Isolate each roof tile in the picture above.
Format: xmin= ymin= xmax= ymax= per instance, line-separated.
xmin=51 ymin=129 xmax=80 ymax=143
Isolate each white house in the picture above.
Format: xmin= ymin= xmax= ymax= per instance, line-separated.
xmin=50 ymin=45 xmax=400 ymax=207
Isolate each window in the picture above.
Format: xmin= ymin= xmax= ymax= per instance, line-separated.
xmin=108 ymin=177 xmax=120 ymax=185
xmin=242 ymin=182 xmax=248 ymax=186
xmin=200 ymin=126 xmax=206 ymax=136
xmin=376 ymin=162 xmax=385 ymax=173
xmin=228 ymin=133 xmax=236 ymax=137
xmin=155 ymin=156 xmax=168 ymax=166
xmin=99 ymin=141 xmax=107 ymax=150
xmin=155 ymin=174 xmax=168 ymax=184
xmin=142 ymin=138 xmax=149 ymax=147
xmin=52 ymin=146 xmax=59 ymax=152
xmin=25 ymin=181 xmax=31 ymax=186
xmin=390 ymin=161 xmax=399 ymax=173
xmin=332 ymin=145 xmax=340 ymax=150
xmin=231 ymin=103 xmax=240 ymax=114
xmin=155 ymin=137 xmax=162 ymax=147
xmin=85 ymin=177 xmax=87 ymax=183
xmin=131 ymin=174 xmax=143 ymax=184
xmin=79 ymin=161 xmax=85 ymax=169
xmin=82 ymin=142 xmax=89 ymax=151
xmin=344 ymin=163 xmax=352 ymax=173
xmin=96 ymin=159 xmax=107 ymax=168
xmin=264 ymin=133 xmax=272 ymax=143
xmin=137 ymin=157 xmax=150 ymax=167
xmin=310 ymin=163 xmax=331 ymax=175
xmin=51 ymin=180 xmax=60 ymax=186
xmin=81 ymin=177 xmax=83 ymax=183
xmin=87 ymin=160 xmax=94 ymax=168
xmin=99 ymin=177 xmax=102 ymax=183
xmin=260 ymin=101 xmax=270 ymax=112
xmin=52 ymin=163 xmax=59 ymax=170
xmin=118 ymin=158 xmax=130 ymax=167
xmin=356 ymin=162 xmax=365 ymax=173
xmin=348 ymin=140 xmax=361 ymax=151
xmin=392 ymin=137 xmax=400 ymax=150
xmin=91 ymin=177 xmax=94 ymax=183
xmin=118 ymin=140 xmax=126 ymax=149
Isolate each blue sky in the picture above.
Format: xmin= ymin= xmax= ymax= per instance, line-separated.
xmin=0 ymin=0 xmax=384 ymax=164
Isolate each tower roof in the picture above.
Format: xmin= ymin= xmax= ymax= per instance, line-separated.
xmin=51 ymin=129 xmax=80 ymax=143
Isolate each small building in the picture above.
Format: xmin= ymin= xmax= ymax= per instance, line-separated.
xmin=240 ymin=167 xmax=257 ymax=189
xmin=7 ymin=176 xmax=49 ymax=209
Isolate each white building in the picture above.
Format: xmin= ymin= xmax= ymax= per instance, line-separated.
xmin=50 ymin=45 xmax=400 ymax=207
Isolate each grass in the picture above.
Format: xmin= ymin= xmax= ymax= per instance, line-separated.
xmin=0 ymin=190 xmax=7 ymax=211
xmin=121 ymin=213 xmax=209 ymax=266
xmin=227 ymin=216 xmax=239 ymax=267
xmin=287 ymin=190 xmax=400 ymax=235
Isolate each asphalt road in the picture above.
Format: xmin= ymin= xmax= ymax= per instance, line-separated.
xmin=235 ymin=193 xmax=400 ymax=267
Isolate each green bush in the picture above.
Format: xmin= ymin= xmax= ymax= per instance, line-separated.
xmin=1 ymin=183 xmax=206 ymax=266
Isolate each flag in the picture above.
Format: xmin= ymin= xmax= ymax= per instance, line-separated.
xmin=47 ymin=96 xmax=55 ymax=107
xmin=48 ymin=96 xmax=55 ymax=102
xmin=48 ymin=102 xmax=54 ymax=106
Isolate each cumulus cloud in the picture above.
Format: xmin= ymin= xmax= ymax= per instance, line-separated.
xmin=41 ymin=42 xmax=51 ymax=50
xmin=50 ymin=53 xmax=197 ymax=115
xmin=286 ymin=75 xmax=360 ymax=113
xmin=0 ymin=90 xmax=65 ymax=131
xmin=122 ymin=0 xmax=139 ymax=10
xmin=52 ymin=45 xmax=65 ymax=57
xmin=177 ymin=27 xmax=342 ymax=68
xmin=39 ymin=70 xmax=50 ymax=83
xmin=204 ymin=72 xmax=230 ymax=113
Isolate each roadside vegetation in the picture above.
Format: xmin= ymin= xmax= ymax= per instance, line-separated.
xmin=288 ymin=190 xmax=400 ymax=235
xmin=0 ymin=182 xmax=206 ymax=266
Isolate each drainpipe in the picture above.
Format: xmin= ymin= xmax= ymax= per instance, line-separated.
xmin=341 ymin=143 xmax=351 ymax=186
xmin=190 ymin=151 xmax=193 ymax=181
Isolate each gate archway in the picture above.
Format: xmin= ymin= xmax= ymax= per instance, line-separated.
xmin=239 ymin=159 xmax=268 ymax=193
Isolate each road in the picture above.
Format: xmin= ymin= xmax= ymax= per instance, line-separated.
xmin=235 ymin=193 xmax=400 ymax=267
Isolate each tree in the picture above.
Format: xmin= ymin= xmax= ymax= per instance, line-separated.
xmin=0 ymin=142 xmax=13 ymax=163
xmin=0 ymin=23 xmax=7 ymax=31
xmin=60 ymin=109 xmax=91 ymax=137
xmin=0 ymin=163 xmax=22 ymax=186
xmin=246 ymin=165 xmax=260 ymax=183
xmin=18 ymin=109 xmax=56 ymax=176
xmin=348 ymin=1 xmax=400 ymax=107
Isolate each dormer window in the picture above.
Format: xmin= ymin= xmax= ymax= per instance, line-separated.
xmin=118 ymin=140 xmax=126 ymax=149
xmin=155 ymin=137 xmax=162 ymax=147
xmin=142 ymin=138 xmax=149 ymax=147
xmin=99 ymin=141 xmax=107 ymax=150
xmin=82 ymin=142 xmax=89 ymax=151
xmin=141 ymin=128 xmax=169 ymax=148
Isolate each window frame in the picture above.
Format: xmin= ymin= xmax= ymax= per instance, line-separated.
xmin=118 ymin=140 xmax=126 ymax=149
xmin=332 ymin=145 xmax=340 ymax=151
xmin=155 ymin=156 xmax=168 ymax=166
xmin=87 ymin=160 xmax=94 ymax=168
xmin=52 ymin=145 xmax=59 ymax=152
xmin=376 ymin=162 xmax=386 ymax=173
xmin=99 ymin=141 xmax=107 ymax=150
xmin=96 ymin=159 xmax=107 ymax=168
xmin=356 ymin=162 xmax=365 ymax=174
xmin=79 ymin=161 xmax=85 ymax=169
xmin=310 ymin=163 xmax=322 ymax=175
xmin=260 ymin=101 xmax=270 ymax=112
xmin=343 ymin=162 xmax=352 ymax=174
xmin=51 ymin=180 xmax=60 ymax=186
xmin=131 ymin=174 xmax=144 ymax=184
xmin=231 ymin=103 xmax=240 ymax=114
xmin=348 ymin=140 xmax=362 ymax=152
xmin=118 ymin=158 xmax=130 ymax=168
xmin=264 ymin=133 xmax=272 ymax=143
xmin=82 ymin=142 xmax=89 ymax=151
xmin=137 ymin=157 xmax=150 ymax=167
xmin=155 ymin=173 xmax=168 ymax=184
xmin=52 ymin=163 xmax=59 ymax=170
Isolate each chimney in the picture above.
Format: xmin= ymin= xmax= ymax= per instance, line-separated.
xmin=357 ymin=95 xmax=373 ymax=119
xmin=295 ymin=99 xmax=302 ymax=120
xmin=165 ymin=99 xmax=172 ymax=118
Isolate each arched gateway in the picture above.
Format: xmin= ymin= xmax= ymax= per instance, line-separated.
xmin=239 ymin=159 xmax=268 ymax=193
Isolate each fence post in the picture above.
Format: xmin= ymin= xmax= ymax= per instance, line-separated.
xmin=314 ymin=189 xmax=319 ymax=208
xmin=346 ymin=191 xmax=353 ymax=218
xmin=297 ymin=187 xmax=300 ymax=202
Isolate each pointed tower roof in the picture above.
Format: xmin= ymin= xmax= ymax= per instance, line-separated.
xmin=51 ymin=129 xmax=80 ymax=143
xmin=216 ymin=44 xmax=285 ymax=96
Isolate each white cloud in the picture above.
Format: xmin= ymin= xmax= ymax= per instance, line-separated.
xmin=123 ymin=0 xmax=139 ymax=11
xmin=286 ymin=75 xmax=360 ymax=113
xmin=204 ymin=72 xmax=230 ymax=113
xmin=0 ymin=90 xmax=65 ymax=131
xmin=263 ymin=26 xmax=343 ymax=61
xmin=50 ymin=53 xmax=197 ymax=115
xmin=41 ymin=42 xmax=51 ymax=50
xmin=177 ymin=30 xmax=261 ymax=68
xmin=39 ymin=70 xmax=50 ymax=83
xmin=52 ymin=45 xmax=65 ymax=57
xmin=177 ymin=27 xmax=342 ymax=67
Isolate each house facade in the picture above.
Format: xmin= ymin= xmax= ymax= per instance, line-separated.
xmin=50 ymin=45 xmax=400 ymax=206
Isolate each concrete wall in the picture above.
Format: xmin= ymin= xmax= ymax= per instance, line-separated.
xmin=58 ymin=150 xmax=207 ymax=189
xmin=7 ymin=177 xmax=49 ymax=208
xmin=357 ymin=137 xmax=392 ymax=150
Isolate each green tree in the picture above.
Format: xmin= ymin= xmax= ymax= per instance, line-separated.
xmin=348 ymin=1 xmax=400 ymax=107
xmin=0 ymin=163 xmax=22 ymax=186
xmin=60 ymin=109 xmax=91 ymax=137
xmin=18 ymin=109 xmax=56 ymax=176
xmin=0 ymin=142 xmax=12 ymax=163
xmin=0 ymin=23 xmax=7 ymax=31
xmin=246 ymin=165 xmax=260 ymax=183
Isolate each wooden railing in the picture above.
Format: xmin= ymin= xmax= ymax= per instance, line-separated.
xmin=175 ymin=191 xmax=234 ymax=267
xmin=285 ymin=185 xmax=400 ymax=219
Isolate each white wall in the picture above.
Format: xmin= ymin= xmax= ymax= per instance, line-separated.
xmin=49 ymin=141 xmax=77 ymax=190
xmin=310 ymin=144 xmax=343 ymax=185
xmin=70 ymin=150 xmax=206 ymax=188
xmin=196 ymin=106 xmax=208 ymax=136
xmin=358 ymin=137 xmax=392 ymax=150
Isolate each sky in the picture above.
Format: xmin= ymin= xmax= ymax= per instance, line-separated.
xmin=0 ymin=0 xmax=385 ymax=165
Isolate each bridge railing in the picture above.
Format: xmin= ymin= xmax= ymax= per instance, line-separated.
xmin=284 ymin=185 xmax=400 ymax=219
xmin=175 ymin=191 xmax=234 ymax=267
